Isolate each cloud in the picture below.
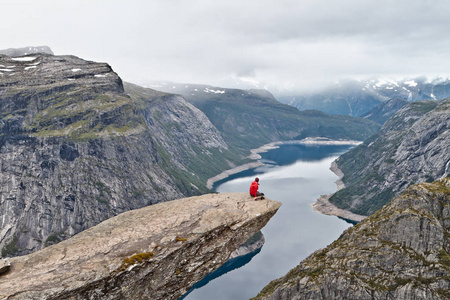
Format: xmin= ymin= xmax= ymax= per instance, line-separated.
xmin=3 ymin=0 xmax=450 ymax=91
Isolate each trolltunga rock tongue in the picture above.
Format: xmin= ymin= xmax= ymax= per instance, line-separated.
xmin=0 ymin=193 xmax=281 ymax=300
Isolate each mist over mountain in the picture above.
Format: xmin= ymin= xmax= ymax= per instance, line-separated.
xmin=276 ymin=77 xmax=450 ymax=117
xmin=145 ymin=76 xmax=450 ymax=121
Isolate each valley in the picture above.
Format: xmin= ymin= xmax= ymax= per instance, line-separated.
xmin=0 ymin=49 xmax=448 ymax=299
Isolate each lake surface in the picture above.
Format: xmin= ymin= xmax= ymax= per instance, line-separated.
xmin=183 ymin=143 xmax=354 ymax=300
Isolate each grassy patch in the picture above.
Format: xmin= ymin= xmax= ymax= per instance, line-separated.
xmin=1 ymin=235 xmax=18 ymax=257
xmin=176 ymin=236 xmax=187 ymax=243
xmin=118 ymin=252 xmax=155 ymax=272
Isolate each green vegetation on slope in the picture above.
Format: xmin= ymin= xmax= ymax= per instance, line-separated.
xmin=177 ymin=86 xmax=381 ymax=152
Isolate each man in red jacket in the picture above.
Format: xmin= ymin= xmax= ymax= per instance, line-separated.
xmin=249 ymin=177 xmax=264 ymax=199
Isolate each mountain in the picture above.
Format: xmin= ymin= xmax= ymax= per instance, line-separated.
xmin=329 ymin=98 xmax=450 ymax=216
xmin=0 ymin=46 xmax=53 ymax=56
xmin=0 ymin=193 xmax=281 ymax=300
xmin=253 ymin=178 xmax=450 ymax=300
xmin=147 ymin=82 xmax=381 ymax=151
xmin=362 ymin=98 xmax=409 ymax=124
xmin=277 ymin=77 xmax=450 ymax=117
xmin=123 ymin=82 xmax=245 ymax=188
xmin=0 ymin=53 xmax=241 ymax=257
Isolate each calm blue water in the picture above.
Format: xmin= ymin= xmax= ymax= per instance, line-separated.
xmin=183 ymin=144 xmax=353 ymax=300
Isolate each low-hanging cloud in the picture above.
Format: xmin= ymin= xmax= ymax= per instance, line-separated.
xmin=3 ymin=0 xmax=450 ymax=92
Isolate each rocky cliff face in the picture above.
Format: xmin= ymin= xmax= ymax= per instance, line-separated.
xmin=329 ymin=99 xmax=450 ymax=216
xmin=253 ymin=178 xmax=450 ymax=300
xmin=124 ymin=82 xmax=244 ymax=181
xmin=0 ymin=53 xmax=234 ymax=257
xmin=0 ymin=193 xmax=281 ymax=300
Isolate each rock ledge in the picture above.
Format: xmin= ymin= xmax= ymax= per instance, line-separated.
xmin=0 ymin=193 xmax=281 ymax=300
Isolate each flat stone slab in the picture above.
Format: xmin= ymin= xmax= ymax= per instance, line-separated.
xmin=0 ymin=193 xmax=281 ymax=300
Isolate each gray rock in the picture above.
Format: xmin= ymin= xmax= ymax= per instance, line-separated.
xmin=329 ymin=99 xmax=450 ymax=216
xmin=0 ymin=258 xmax=10 ymax=275
xmin=254 ymin=178 xmax=450 ymax=300
xmin=0 ymin=193 xmax=281 ymax=300
xmin=0 ymin=54 xmax=236 ymax=257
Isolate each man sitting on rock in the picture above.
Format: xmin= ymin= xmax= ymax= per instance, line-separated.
xmin=249 ymin=177 xmax=264 ymax=200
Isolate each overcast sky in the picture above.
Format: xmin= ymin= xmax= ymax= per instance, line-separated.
xmin=3 ymin=0 xmax=450 ymax=91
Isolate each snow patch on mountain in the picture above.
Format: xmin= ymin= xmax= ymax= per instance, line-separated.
xmin=10 ymin=57 xmax=37 ymax=62
xmin=404 ymin=80 xmax=417 ymax=87
xmin=204 ymin=88 xmax=225 ymax=94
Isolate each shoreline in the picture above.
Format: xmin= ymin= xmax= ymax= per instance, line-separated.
xmin=206 ymin=137 xmax=362 ymax=190
xmin=206 ymin=161 xmax=264 ymax=189
xmin=311 ymin=161 xmax=367 ymax=223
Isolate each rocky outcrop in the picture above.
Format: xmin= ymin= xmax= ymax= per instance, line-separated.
xmin=329 ymin=99 xmax=450 ymax=216
xmin=0 ymin=53 xmax=236 ymax=257
xmin=0 ymin=193 xmax=281 ymax=300
xmin=253 ymin=178 xmax=450 ymax=300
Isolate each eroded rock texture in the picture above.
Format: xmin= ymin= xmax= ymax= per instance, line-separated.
xmin=0 ymin=193 xmax=281 ymax=300
xmin=330 ymin=99 xmax=450 ymax=216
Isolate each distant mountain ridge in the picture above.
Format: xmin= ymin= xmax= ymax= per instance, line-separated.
xmin=277 ymin=77 xmax=450 ymax=117
xmin=0 ymin=46 xmax=53 ymax=56
xmin=361 ymin=98 xmax=409 ymax=124
xmin=147 ymin=81 xmax=381 ymax=151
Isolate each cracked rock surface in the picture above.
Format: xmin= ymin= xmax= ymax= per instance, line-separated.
xmin=0 ymin=193 xmax=281 ymax=300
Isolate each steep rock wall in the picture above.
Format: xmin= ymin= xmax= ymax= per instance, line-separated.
xmin=330 ymin=99 xmax=450 ymax=216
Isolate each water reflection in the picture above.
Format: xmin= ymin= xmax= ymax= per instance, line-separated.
xmin=185 ymin=143 xmax=354 ymax=300
xmin=180 ymin=248 xmax=262 ymax=299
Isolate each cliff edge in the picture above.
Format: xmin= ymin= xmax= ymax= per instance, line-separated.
xmin=0 ymin=193 xmax=281 ymax=300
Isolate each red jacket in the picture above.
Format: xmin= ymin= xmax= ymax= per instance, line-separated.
xmin=249 ymin=181 xmax=259 ymax=196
